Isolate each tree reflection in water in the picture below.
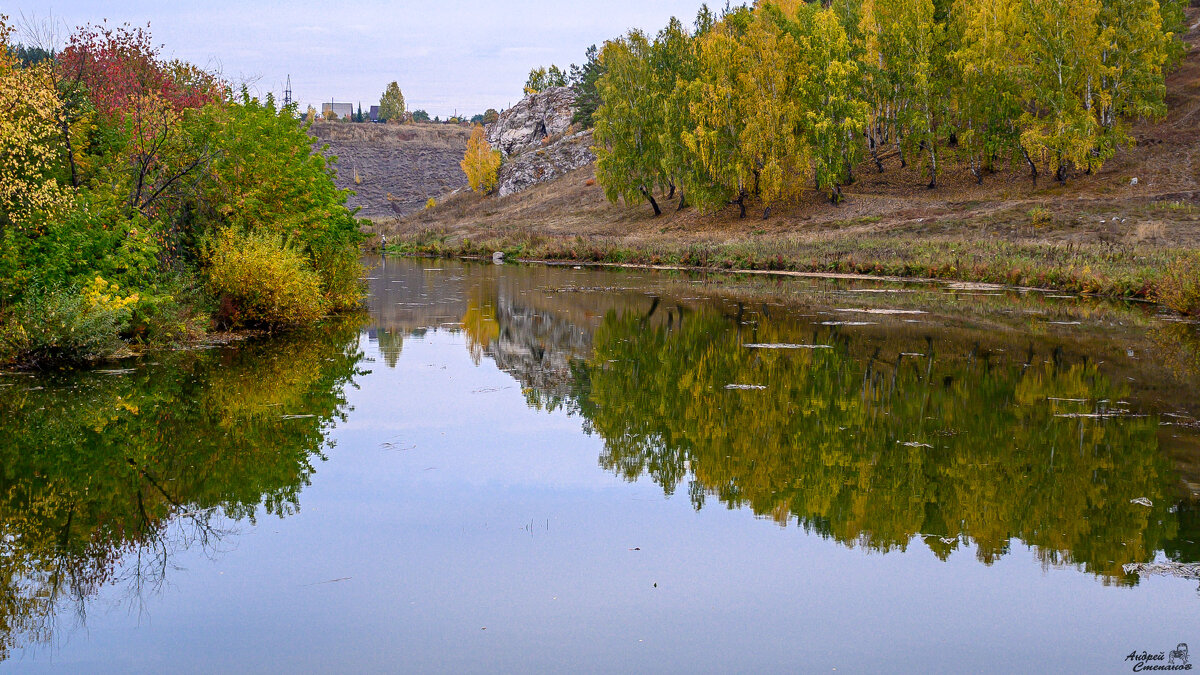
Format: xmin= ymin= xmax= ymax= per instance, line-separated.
xmin=0 ymin=317 xmax=365 ymax=659
xmin=567 ymin=307 xmax=1197 ymax=582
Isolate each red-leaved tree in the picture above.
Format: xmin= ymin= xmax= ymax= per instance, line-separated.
xmin=57 ymin=21 xmax=222 ymax=118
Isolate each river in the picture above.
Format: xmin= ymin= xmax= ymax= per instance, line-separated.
xmin=2 ymin=256 xmax=1199 ymax=673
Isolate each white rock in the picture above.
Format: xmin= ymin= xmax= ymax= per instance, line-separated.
xmin=486 ymin=87 xmax=577 ymax=158
xmin=496 ymin=130 xmax=596 ymax=197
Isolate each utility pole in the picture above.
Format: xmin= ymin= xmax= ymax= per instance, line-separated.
xmin=283 ymin=75 xmax=293 ymax=108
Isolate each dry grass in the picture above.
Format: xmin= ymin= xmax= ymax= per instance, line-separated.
xmin=310 ymin=121 xmax=470 ymax=149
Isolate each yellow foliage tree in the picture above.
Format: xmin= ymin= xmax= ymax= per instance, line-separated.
xmin=0 ymin=18 xmax=73 ymax=232
xmin=460 ymin=124 xmax=501 ymax=194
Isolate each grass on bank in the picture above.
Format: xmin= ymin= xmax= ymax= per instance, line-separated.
xmin=387 ymin=226 xmax=1195 ymax=302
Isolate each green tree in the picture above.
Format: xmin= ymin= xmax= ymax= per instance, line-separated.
xmin=785 ymin=3 xmax=869 ymax=202
xmin=858 ymin=0 xmax=947 ymax=188
xmin=378 ymin=81 xmax=406 ymax=122
xmin=683 ymin=7 xmax=758 ymax=215
xmin=652 ymin=18 xmax=701 ymax=210
xmin=1013 ymin=0 xmax=1106 ymax=181
xmin=523 ymin=65 xmax=568 ymax=95
xmin=949 ymin=0 xmax=1024 ymax=182
xmin=569 ymin=45 xmax=605 ymax=127
xmin=412 ymin=109 xmax=430 ymax=123
xmin=593 ymin=31 xmax=669 ymax=216
xmin=1095 ymin=0 xmax=1172 ymax=146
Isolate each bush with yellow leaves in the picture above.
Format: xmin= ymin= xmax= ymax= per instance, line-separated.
xmin=205 ymin=229 xmax=327 ymax=329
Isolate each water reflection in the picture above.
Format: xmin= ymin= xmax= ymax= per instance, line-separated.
xmin=0 ymin=318 xmax=365 ymax=659
xmin=365 ymin=258 xmax=1200 ymax=585
xmin=574 ymin=309 xmax=1190 ymax=582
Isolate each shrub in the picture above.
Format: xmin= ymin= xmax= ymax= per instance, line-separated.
xmin=311 ymin=242 xmax=365 ymax=312
xmin=205 ymin=229 xmax=326 ymax=329
xmin=0 ymin=287 xmax=126 ymax=367
xmin=1029 ymin=206 xmax=1053 ymax=228
xmin=1156 ymin=253 xmax=1200 ymax=315
xmin=126 ymin=280 xmax=210 ymax=346
xmin=426 ymin=198 xmax=436 ymax=209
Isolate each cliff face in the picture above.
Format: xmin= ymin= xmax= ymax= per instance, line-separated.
xmin=486 ymin=86 xmax=577 ymax=157
xmin=485 ymin=87 xmax=596 ymax=197
xmin=495 ymin=130 xmax=595 ymax=197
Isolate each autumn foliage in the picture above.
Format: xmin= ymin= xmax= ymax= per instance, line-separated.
xmin=57 ymin=22 xmax=221 ymax=118
xmin=593 ymin=0 xmax=1185 ymax=216
xmin=460 ymin=124 xmax=502 ymax=194
xmin=0 ymin=17 xmax=364 ymax=365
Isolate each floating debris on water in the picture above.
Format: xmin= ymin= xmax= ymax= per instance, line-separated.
xmin=821 ymin=321 xmax=876 ymax=326
xmin=1047 ymin=397 xmax=1089 ymax=403
xmin=1046 ymin=321 xmax=1083 ymax=325
xmin=725 ymin=384 xmax=767 ymax=390
xmin=836 ymin=308 xmax=927 ymax=315
xmin=743 ymin=343 xmax=833 ymax=349
xmin=1123 ymin=561 xmax=1200 ymax=579
xmin=898 ymin=441 xmax=933 ymax=448
xmin=1130 ymin=497 xmax=1154 ymax=507
xmin=95 ymin=369 xmax=136 ymax=375
xmin=839 ymin=288 xmax=917 ymax=294
xmin=1054 ymin=412 xmax=1147 ymax=419
xmin=281 ymin=414 xmax=317 ymax=420
xmin=472 ymin=386 xmax=513 ymax=394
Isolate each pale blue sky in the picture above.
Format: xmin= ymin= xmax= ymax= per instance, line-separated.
xmin=8 ymin=1 xmax=709 ymax=116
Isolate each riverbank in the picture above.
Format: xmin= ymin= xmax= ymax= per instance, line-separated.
xmin=372 ymin=10 xmax=1200 ymax=307
xmin=373 ymin=110 xmax=1200 ymax=302
xmin=381 ymin=196 xmax=1191 ymax=300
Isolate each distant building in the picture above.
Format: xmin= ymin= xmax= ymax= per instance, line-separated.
xmin=321 ymin=102 xmax=354 ymax=119
xmin=369 ymin=105 xmax=381 ymax=122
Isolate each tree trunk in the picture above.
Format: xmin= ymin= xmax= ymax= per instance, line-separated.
xmin=668 ymin=182 xmax=676 ymax=199
xmin=927 ymin=142 xmax=938 ymax=189
xmin=60 ymin=119 xmax=79 ymax=188
xmin=641 ymin=187 xmax=662 ymax=216
xmin=832 ymin=184 xmax=844 ymax=205
xmin=868 ymin=129 xmax=885 ymax=173
xmin=762 ymin=206 xmax=771 ymax=220
xmin=736 ymin=193 xmax=746 ymax=219
xmin=677 ymin=193 xmax=687 ymax=211
xmin=1021 ymin=146 xmax=1038 ymax=184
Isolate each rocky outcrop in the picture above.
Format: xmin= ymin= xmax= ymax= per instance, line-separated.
xmin=496 ymin=130 xmax=595 ymax=197
xmin=486 ymin=86 xmax=577 ymax=157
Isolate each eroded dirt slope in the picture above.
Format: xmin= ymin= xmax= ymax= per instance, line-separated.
xmin=310 ymin=122 xmax=470 ymax=219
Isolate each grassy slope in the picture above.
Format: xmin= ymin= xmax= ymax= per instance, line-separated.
xmin=311 ymin=121 xmax=471 ymax=219
xmin=375 ymin=11 xmax=1200 ymax=299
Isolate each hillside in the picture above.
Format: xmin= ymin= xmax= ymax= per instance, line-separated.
xmin=374 ymin=9 xmax=1200 ymax=299
xmin=310 ymin=121 xmax=470 ymax=219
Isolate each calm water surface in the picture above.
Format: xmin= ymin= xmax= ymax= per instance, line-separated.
xmin=4 ymin=256 xmax=1200 ymax=673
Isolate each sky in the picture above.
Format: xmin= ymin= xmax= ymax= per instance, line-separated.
xmin=7 ymin=0 xmax=710 ymax=117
